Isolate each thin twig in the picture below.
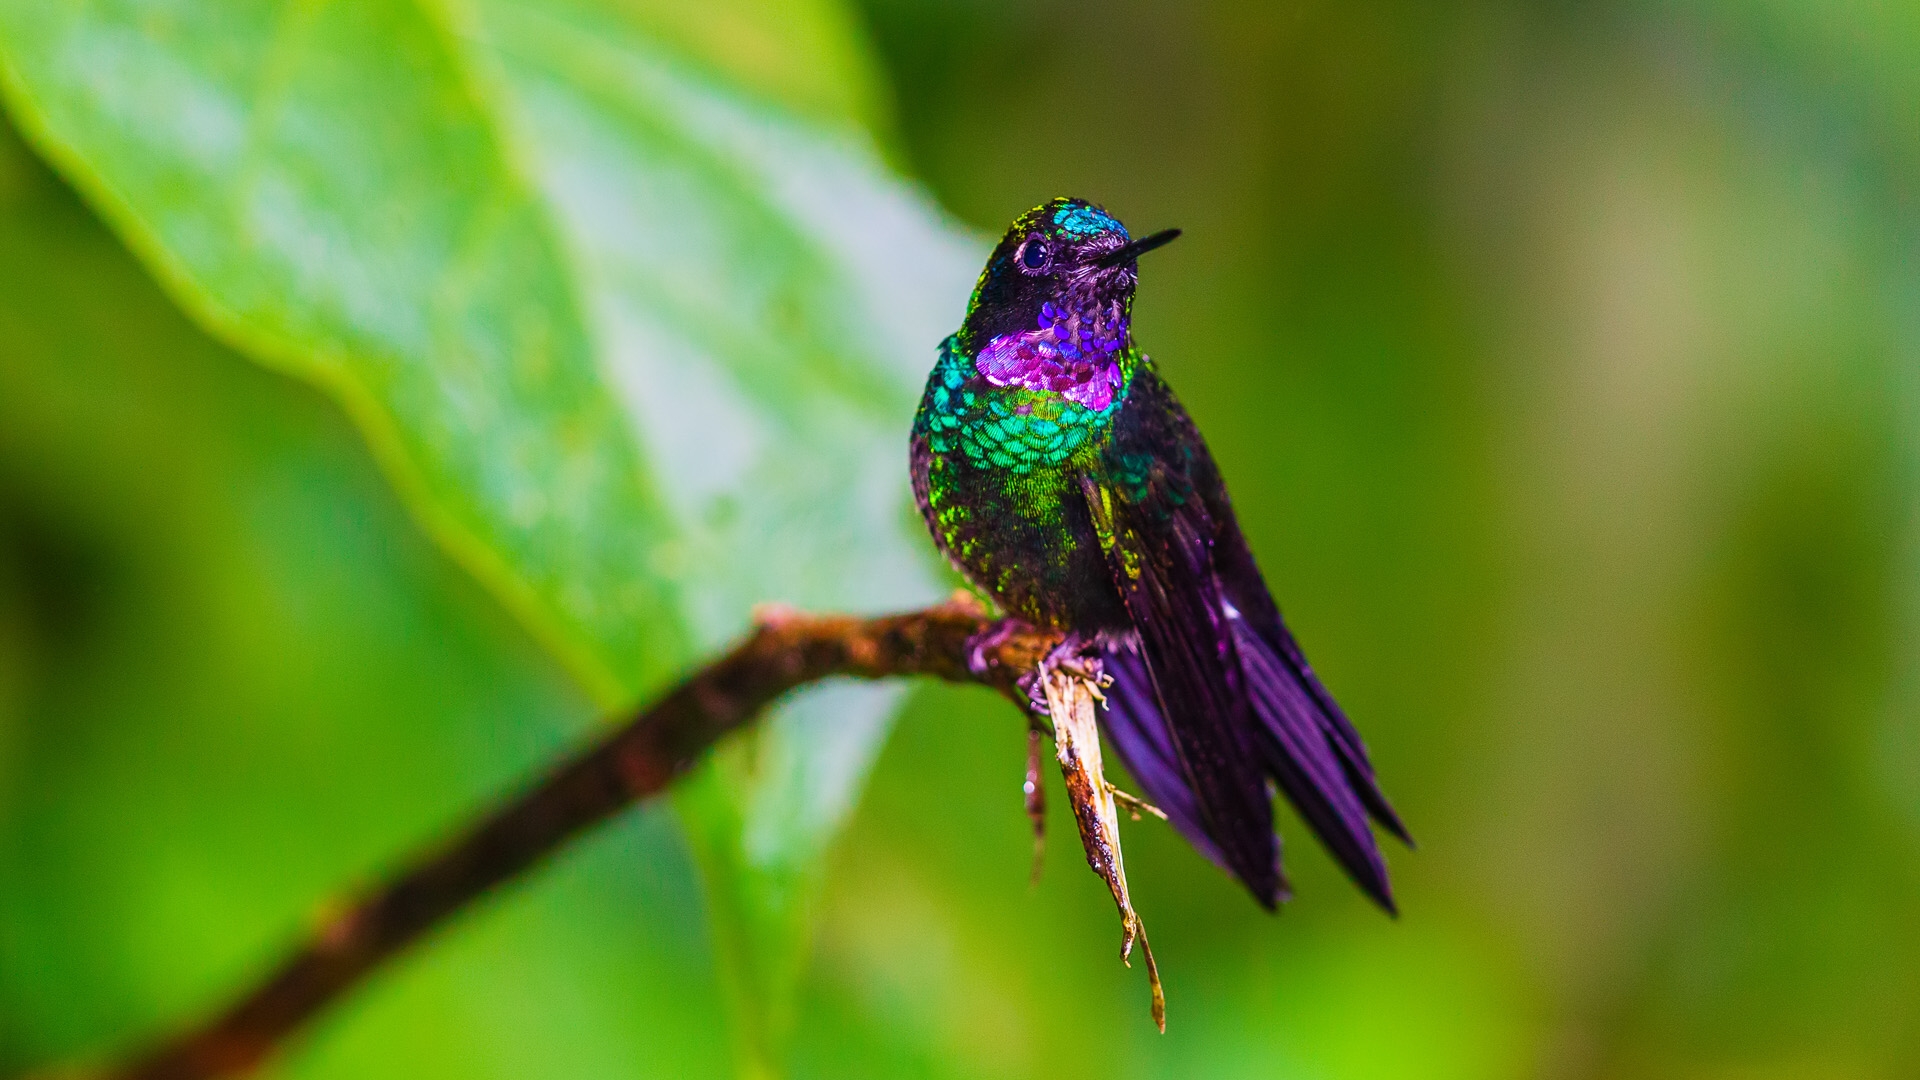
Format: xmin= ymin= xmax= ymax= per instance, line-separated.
xmin=91 ymin=594 xmax=1055 ymax=1080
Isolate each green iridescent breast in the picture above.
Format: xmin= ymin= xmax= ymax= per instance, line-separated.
xmin=911 ymin=336 xmax=1144 ymax=626
xmin=916 ymin=337 xmax=1132 ymax=473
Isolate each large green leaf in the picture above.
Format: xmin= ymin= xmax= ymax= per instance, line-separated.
xmin=0 ymin=0 xmax=981 ymax=1070
xmin=0 ymin=115 xmax=730 ymax=1078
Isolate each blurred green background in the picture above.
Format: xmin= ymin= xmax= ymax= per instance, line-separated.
xmin=2 ymin=0 xmax=1917 ymax=1078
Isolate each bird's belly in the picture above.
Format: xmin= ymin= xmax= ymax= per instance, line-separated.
xmin=925 ymin=456 xmax=1129 ymax=633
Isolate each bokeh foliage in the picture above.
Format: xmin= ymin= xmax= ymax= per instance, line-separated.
xmin=0 ymin=116 xmax=731 ymax=1075
xmin=821 ymin=0 xmax=1920 ymax=1076
xmin=4 ymin=0 xmax=1920 ymax=1078
xmin=0 ymin=0 xmax=977 ymax=1072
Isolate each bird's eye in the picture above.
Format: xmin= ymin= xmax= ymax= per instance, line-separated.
xmin=1017 ymin=234 xmax=1051 ymax=274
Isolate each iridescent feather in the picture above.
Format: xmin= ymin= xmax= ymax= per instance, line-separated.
xmin=911 ymin=198 xmax=1408 ymax=911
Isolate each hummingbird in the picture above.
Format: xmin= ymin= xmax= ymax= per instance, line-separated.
xmin=911 ymin=198 xmax=1408 ymax=913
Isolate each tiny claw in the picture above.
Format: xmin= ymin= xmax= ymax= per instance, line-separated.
xmin=1040 ymin=639 xmax=1107 ymax=709
xmin=1040 ymin=633 xmax=1096 ymax=670
xmin=1055 ymin=657 xmax=1108 ymax=700
xmin=965 ymin=618 xmax=1030 ymax=677
xmin=1084 ymin=676 xmax=1109 ymax=706
xmin=1022 ymin=671 xmax=1051 ymax=716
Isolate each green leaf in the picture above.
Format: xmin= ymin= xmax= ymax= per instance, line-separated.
xmin=0 ymin=0 xmax=980 ymax=1070
xmin=0 ymin=115 xmax=730 ymax=1078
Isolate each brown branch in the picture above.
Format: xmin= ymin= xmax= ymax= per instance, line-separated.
xmin=92 ymin=594 xmax=1055 ymax=1080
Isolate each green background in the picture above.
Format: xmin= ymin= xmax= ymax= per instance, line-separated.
xmin=3 ymin=0 xmax=1918 ymax=1077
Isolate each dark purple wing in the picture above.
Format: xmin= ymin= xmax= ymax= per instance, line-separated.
xmin=1097 ymin=644 xmax=1225 ymax=867
xmin=1102 ymin=367 xmax=1402 ymax=914
xmin=1212 ymin=519 xmax=1410 ymax=846
xmin=1099 ymin=643 xmax=1296 ymax=903
xmin=1084 ymin=382 xmax=1284 ymax=908
xmin=1229 ymin=614 xmax=1396 ymax=911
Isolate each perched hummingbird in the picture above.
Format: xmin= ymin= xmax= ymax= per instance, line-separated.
xmin=911 ymin=198 xmax=1408 ymax=912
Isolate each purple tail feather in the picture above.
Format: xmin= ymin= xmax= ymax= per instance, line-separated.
xmin=1098 ymin=622 xmax=1401 ymax=913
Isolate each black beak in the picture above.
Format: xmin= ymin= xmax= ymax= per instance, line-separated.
xmin=1095 ymin=227 xmax=1181 ymax=268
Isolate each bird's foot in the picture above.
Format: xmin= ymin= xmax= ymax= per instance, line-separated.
xmin=965 ymin=617 xmax=1036 ymax=679
xmin=1025 ymin=633 xmax=1109 ymax=714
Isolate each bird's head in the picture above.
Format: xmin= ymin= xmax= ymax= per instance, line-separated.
xmin=957 ymin=198 xmax=1180 ymax=358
